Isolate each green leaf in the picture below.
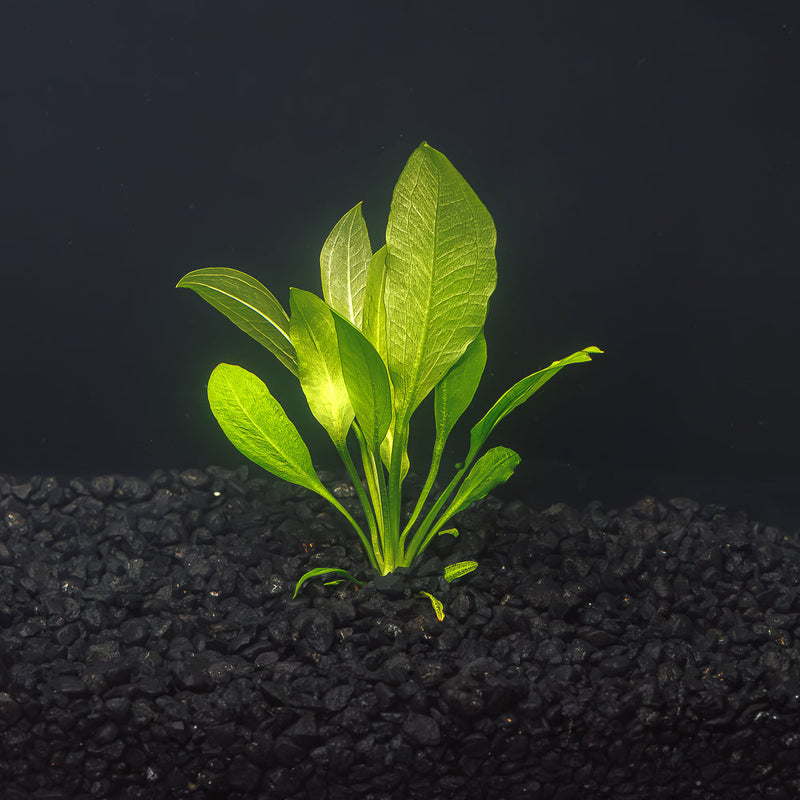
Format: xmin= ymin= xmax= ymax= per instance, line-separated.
xmin=467 ymin=346 xmax=602 ymax=462
xmin=362 ymin=245 xmax=388 ymax=353
xmin=289 ymin=288 xmax=354 ymax=448
xmin=443 ymin=560 xmax=478 ymax=582
xmin=331 ymin=311 xmax=392 ymax=452
xmin=177 ymin=267 xmax=297 ymax=376
xmin=434 ymin=331 xmax=487 ymax=457
xmin=385 ymin=142 xmax=497 ymax=423
xmin=441 ymin=446 xmax=521 ymax=522
xmin=207 ymin=363 xmax=331 ymax=497
xmin=320 ymin=203 xmax=372 ymax=329
xmin=293 ymin=567 xmax=366 ymax=598
xmin=416 ymin=591 xmax=445 ymax=621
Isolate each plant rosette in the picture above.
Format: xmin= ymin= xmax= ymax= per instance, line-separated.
xmin=177 ymin=142 xmax=601 ymax=618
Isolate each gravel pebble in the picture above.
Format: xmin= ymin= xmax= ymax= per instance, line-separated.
xmin=0 ymin=467 xmax=798 ymax=798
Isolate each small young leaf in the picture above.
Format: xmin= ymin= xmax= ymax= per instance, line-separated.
xmin=320 ymin=203 xmax=371 ymax=329
xmin=416 ymin=591 xmax=445 ymax=622
xmin=177 ymin=267 xmax=297 ymax=376
xmin=441 ymin=446 xmax=521 ymax=522
xmin=207 ymin=362 xmax=331 ymax=497
xmin=293 ymin=567 xmax=366 ymax=598
xmin=467 ymin=347 xmax=602 ymax=463
xmin=331 ymin=311 xmax=392 ymax=452
xmin=437 ymin=528 xmax=459 ymax=537
xmin=443 ymin=560 xmax=478 ymax=582
xmin=289 ymin=288 xmax=354 ymax=448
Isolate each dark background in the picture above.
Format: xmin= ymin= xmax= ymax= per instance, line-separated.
xmin=2 ymin=1 xmax=798 ymax=526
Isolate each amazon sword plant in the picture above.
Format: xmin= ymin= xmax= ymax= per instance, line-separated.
xmin=177 ymin=142 xmax=601 ymax=605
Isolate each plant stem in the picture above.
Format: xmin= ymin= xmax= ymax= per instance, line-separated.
xmin=402 ymin=461 xmax=469 ymax=567
xmin=385 ymin=423 xmax=409 ymax=573
xmin=323 ymin=492 xmax=380 ymax=572
xmin=335 ymin=434 xmax=383 ymax=573
xmin=399 ymin=444 xmax=444 ymax=550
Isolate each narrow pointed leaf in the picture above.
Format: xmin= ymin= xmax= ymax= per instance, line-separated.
xmin=293 ymin=567 xmax=366 ymax=598
xmin=207 ymin=363 xmax=330 ymax=496
xmin=178 ymin=267 xmax=297 ymax=376
xmin=434 ymin=331 xmax=487 ymax=452
xmin=362 ymin=245 xmax=388 ymax=353
xmin=441 ymin=446 xmax=520 ymax=522
xmin=320 ymin=203 xmax=371 ymax=328
xmin=385 ymin=142 xmax=497 ymax=423
xmin=331 ymin=311 xmax=392 ymax=452
xmin=467 ymin=346 xmax=603 ymax=462
xmin=289 ymin=289 xmax=354 ymax=448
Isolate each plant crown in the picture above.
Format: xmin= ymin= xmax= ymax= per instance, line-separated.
xmin=177 ymin=142 xmax=601 ymax=609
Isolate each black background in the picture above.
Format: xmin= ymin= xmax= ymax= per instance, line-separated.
xmin=2 ymin=1 xmax=798 ymax=525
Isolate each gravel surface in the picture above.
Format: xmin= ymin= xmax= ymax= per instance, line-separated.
xmin=1 ymin=465 xmax=799 ymax=799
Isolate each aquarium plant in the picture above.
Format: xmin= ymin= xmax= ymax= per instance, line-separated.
xmin=177 ymin=142 xmax=601 ymax=612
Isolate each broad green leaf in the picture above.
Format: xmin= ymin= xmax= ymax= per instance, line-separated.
xmin=443 ymin=560 xmax=478 ymax=582
xmin=207 ymin=363 xmax=330 ymax=496
xmin=362 ymin=245 xmax=388 ymax=355
xmin=289 ymin=289 xmax=354 ymax=448
xmin=384 ymin=142 xmax=497 ymax=423
xmin=293 ymin=567 xmax=366 ymax=598
xmin=320 ymin=203 xmax=371 ymax=329
xmin=331 ymin=311 xmax=392 ymax=452
xmin=440 ymin=446 xmax=520 ymax=523
xmin=434 ymin=331 xmax=487 ymax=456
xmin=467 ymin=346 xmax=602 ymax=462
xmin=177 ymin=267 xmax=297 ymax=376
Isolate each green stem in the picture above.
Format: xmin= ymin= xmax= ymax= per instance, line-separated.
xmin=399 ymin=443 xmax=444 ymax=551
xmin=402 ymin=460 xmax=470 ymax=567
xmin=323 ymin=491 xmax=380 ymax=572
xmin=335 ymin=433 xmax=383 ymax=573
xmin=385 ymin=423 xmax=408 ymax=573
xmin=352 ymin=425 xmax=388 ymax=568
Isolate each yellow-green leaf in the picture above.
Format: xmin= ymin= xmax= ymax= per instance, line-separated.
xmin=320 ymin=203 xmax=371 ymax=329
xmin=385 ymin=142 xmax=497 ymax=424
xmin=207 ymin=363 xmax=330 ymax=497
xmin=289 ymin=288 xmax=354 ymax=448
xmin=417 ymin=591 xmax=445 ymax=621
xmin=177 ymin=267 xmax=297 ymax=376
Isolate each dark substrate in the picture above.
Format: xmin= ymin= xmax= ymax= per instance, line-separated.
xmin=0 ymin=465 xmax=799 ymax=799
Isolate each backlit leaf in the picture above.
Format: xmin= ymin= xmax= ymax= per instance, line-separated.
xmin=289 ymin=289 xmax=354 ymax=448
xmin=207 ymin=363 xmax=330 ymax=496
xmin=332 ymin=311 xmax=392 ymax=452
xmin=178 ymin=267 xmax=297 ymax=376
xmin=384 ymin=142 xmax=496 ymax=423
xmin=320 ymin=203 xmax=371 ymax=329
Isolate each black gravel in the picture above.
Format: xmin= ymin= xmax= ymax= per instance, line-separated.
xmin=1 ymin=466 xmax=799 ymax=799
